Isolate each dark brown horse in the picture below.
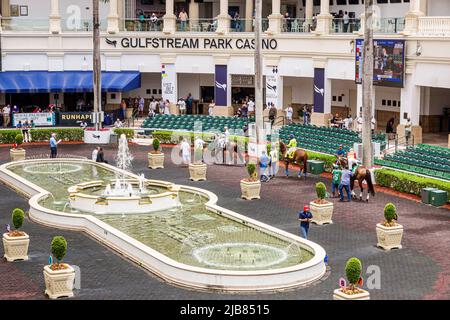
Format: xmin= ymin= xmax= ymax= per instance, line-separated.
xmin=350 ymin=165 xmax=375 ymax=202
xmin=280 ymin=141 xmax=308 ymax=179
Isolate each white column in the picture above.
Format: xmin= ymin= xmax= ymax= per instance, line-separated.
xmin=107 ymin=0 xmax=119 ymax=34
xmin=400 ymin=73 xmax=421 ymax=126
xmin=163 ymin=0 xmax=176 ymax=34
xmin=403 ymin=0 xmax=424 ymax=35
xmin=267 ymin=0 xmax=283 ymax=35
xmin=245 ymin=0 xmax=253 ymax=32
xmin=314 ymin=0 xmax=333 ymax=35
xmin=189 ymin=0 xmax=199 ymax=29
xmin=49 ymin=0 xmax=61 ymax=34
xmin=216 ymin=0 xmax=230 ymax=34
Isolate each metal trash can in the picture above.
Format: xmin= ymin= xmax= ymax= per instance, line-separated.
xmin=109 ymin=133 xmax=118 ymax=145
xmin=430 ymin=190 xmax=448 ymax=207
xmin=307 ymin=160 xmax=325 ymax=175
xmin=421 ymin=187 xmax=438 ymax=204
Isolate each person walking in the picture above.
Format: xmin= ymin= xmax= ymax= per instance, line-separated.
xmin=49 ymin=133 xmax=61 ymax=158
xmin=180 ymin=138 xmax=191 ymax=166
xmin=331 ymin=164 xmax=342 ymax=198
xmin=338 ymin=165 xmax=353 ymax=202
xmin=298 ymin=205 xmax=313 ymax=239
xmin=269 ymin=142 xmax=279 ymax=178
xmin=259 ymin=150 xmax=270 ymax=182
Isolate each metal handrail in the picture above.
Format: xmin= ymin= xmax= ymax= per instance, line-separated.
xmin=385 ymin=133 xmax=415 ymax=154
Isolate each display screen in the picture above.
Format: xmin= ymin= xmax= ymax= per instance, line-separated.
xmin=355 ymin=39 xmax=405 ymax=88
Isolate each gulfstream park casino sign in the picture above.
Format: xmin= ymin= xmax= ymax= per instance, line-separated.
xmin=108 ymin=37 xmax=278 ymax=50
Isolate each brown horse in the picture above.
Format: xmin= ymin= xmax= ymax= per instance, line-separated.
xmin=350 ymin=165 xmax=375 ymax=202
xmin=280 ymin=141 xmax=308 ymax=179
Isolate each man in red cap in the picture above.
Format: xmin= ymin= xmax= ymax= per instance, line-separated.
xmin=298 ymin=205 xmax=313 ymax=239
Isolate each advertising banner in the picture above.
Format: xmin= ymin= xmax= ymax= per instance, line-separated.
xmin=161 ymin=63 xmax=177 ymax=104
xmin=12 ymin=112 xmax=55 ymax=127
xmin=355 ymin=39 xmax=405 ymax=88
xmin=313 ymin=68 xmax=325 ymax=113
xmin=265 ymin=66 xmax=281 ymax=109
xmin=58 ymin=112 xmax=92 ymax=126
xmin=215 ymin=65 xmax=228 ymax=106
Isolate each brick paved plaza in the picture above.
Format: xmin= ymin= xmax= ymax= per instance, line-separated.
xmin=0 ymin=143 xmax=449 ymax=300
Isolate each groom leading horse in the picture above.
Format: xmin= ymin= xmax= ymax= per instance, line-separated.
xmin=280 ymin=139 xmax=308 ymax=179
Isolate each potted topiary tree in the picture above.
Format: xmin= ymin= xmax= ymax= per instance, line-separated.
xmin=2 ymin=208 xmax=29 ymax=261
xmin=240 ymin=163 xmax=261 ymax=200
xmin=333 ymin=257 xmax=370 ymax=300
xmin=189 ymin=138 xmax=207 ymax=181
xmin=44 ymin=236 xmax=76 ymax=299
xmin=376 ymin=203 xmax=403 ymax=251
xmin=148 ymin=138 xmax=164 ymax=169
xmin=310 ymin=182 xmax=333 ymax=225
xmin=10 ymin=133 xmax=26 ymax=161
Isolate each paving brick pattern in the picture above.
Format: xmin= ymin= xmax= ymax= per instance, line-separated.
xmin=0 ymin=143 xmax=448 ymax=300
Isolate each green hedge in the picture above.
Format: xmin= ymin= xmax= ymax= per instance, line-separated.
xmin=375 ymin=168 xmax=450 ymax=202
xmin=0 ymin=130 xmax=22 ymax=144
xmin=113 ymin=128 xmax=135 ymax=140
xmin=29 ymin=128 xmax=84 ymax=142
xmin=306 ymin=151 xmax=336 ymax=172
xmin=1 ymin=128 xmax=84 ymax=143
xmin=151 ymin=130 xmax=248 ymax=145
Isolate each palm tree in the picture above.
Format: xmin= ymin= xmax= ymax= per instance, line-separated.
xmin=254 ymin=0 xmax=264 ymax=149
xmin=93 ymin=0 xmax=109 ymax=131
xmin=362 ymin=0 xmax=374 ymax=168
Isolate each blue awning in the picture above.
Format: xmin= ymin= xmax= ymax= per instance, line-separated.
xmin=0 ymin=71 xmax=141 ymax=93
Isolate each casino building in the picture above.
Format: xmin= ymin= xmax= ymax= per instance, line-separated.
xmin=1 ymin=0 xmax=450 ymax=139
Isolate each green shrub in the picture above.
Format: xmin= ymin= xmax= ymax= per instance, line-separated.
xmin=113 ymin=128 xmax=134 ymax=140
xmin=384 ymin=203 xmax=397 ymax=222
xmin=51 ymin=236 xmax=67 ymax=263
xmin=12 ymin=208 xmax=25 ymax=230
xmin=306 ymin=151 xmax=335 ymax=172
xmin=153 ymin=138 xmax=160 ymax=152
xmin=266 ymin=143 xmax=271 ymax=154
xmin=375 ymin=169 xmax=450 ymax=202
xmin=345 ymin=257 xmax=362 ymax=285
xmin=315 ymin=182 xmax=327 ymax=199
xmin=15 ymin=134 xmax=23 ymax=146
xmin=247 ymin=163 xmax=256 ymax=177
xmin=0 ymin=130 xmax=22 ymax=144
xmin=29 ymin=128 xmax=84 ymax=142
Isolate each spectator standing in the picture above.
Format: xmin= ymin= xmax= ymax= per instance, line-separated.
xmin=268 ymin=103 xmax=277 ymax=126
xmin=120 ymin=99 xmax=127 ymax=120
xmin=303 ymin=106 xmax=310 ymax=125
xmin=177 ymin=98 xmax=186 ymax=115
xmin=179 ymin=9 xmax=188 ymax=31
xmin=269 ymin=143 xmax=279 ymax=178
xmin=339 ymin=166 xmax=353 ymax=202
xmin=405 ymin=118 xmax=412 ymax=144
xmin=208 ymin=100 xmax=215 ymax=116
xmin=180 ymin=138 xmax=191 ymax=166
xmin=138 ymin=96 xmax=145 ymax=117
xmin=386 ymin=117 xmax=395 ymax=134
xmin=259 ymin=150 xmax=270 ymax=182
xmin=2 ymin=104 xmax=11 ymax=128
xmin=371 ymin=116 xmax=377 ymax=134
xmin=150 ymin=99 xmax=158 ymax=115
xmin=92 ymin=147 xmax=99 ymax=161
xmin=285 ymin=104 xmax=293 ymax=124
xmin=22 ymin=120 xmax=31 ymax=143
xmin=356 ymin=113 xmax=363 ymax=134
xmin=164 ymin=100 xmax=171 ymax=115
xmin=284 ymin=12 xmax=292 ymax=32
xmin=159 ymin=99 xmax=165 ymax=114
xmin=49 ymin=133 xmax=61 ymax=158
xmin=186 ymin=93 xmax=193 ymax=114
xmin=150 ymin=13 xmax=158 ymax=31
xmin=247 ymin=99 xmax=255 ymax=117
xmin=298 ymin=205 xmax=313 ymax=239
xmin=96 ymin=147 xmax=106 ymax=163
xmin=343 ymin=11 xmax=350 ymax=32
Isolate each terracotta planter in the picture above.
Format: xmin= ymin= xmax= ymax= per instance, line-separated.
xmin=10 ymin=148 xmax=26 ymax=162
xmin=240 ymin=180 xmax=261 ymax=200
xmin=376 ymin=223 xmax=404 ymax=251
xmin=44 ymin=264 xmax=76 ymax=299
xmin=310 ymin=200 xmax=333 ymax=225
xmin=2 ymin=232 xmax=29 ymax=262
xmin=189 ymin=163 xmax=207 ymax=181
xmin=148 ymin=152 xmax=164 ymax=169
xmin=333 ymin=288 xmax=370 ymax=300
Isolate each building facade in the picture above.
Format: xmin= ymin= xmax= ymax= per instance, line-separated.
xmin=1 ymin=0 xmax=450 ymax=136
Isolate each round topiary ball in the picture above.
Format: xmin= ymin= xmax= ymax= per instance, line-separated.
xmin=384 ymin=203 xmax=397 ymax=222
xmin=51 ymin=236 xmax=67 ymax=263
xmin=15 ymin=134 xmax=23 ymax=146
xmin=153 ymin=138 xmax=160 ymax=152
xmin=315 ymin=182 xmax=327 ymax=199
xmin=345 ymin=257 xmax=362 ymax=285
xmin=12 ymin=208 xmax=25 ymax=230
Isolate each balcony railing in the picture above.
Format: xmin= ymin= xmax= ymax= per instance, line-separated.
xmin=330 ymin=18 xmax=361 ymax=33
xmin=61 ymin=18 xmax=107 ymax=32
xmin=418 ymin=16 xmax=450 ymax=36
xmin=176 ymin=19 xmax=217 ymax=32
xmin=122 ymin=18 xmax=162 ymax=32
xmin=282 ymin=18 xmax=313 ymax=33
xmin=1 ymin=18 xmax=49 ymax=31
xmin=376 ymin=18 xmax=405 ymax=34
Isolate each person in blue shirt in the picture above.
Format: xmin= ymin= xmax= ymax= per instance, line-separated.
xmin=49 ymin=133 xmax=61 ymax=158
xmin=259 ymin=150 xmax=270 ymax=182
xmin=298 ymin=205 xmax=313 ymax=239
xmin=339 ymin=165 xmax=353 ymax=202
xmin=335 ymin=144 xmax=347 ymax=165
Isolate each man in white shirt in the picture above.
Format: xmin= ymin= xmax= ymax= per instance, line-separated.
xmin=92 ymin=147 xmax=99 ymax=161
xmin=356 ymin=113 xmax=363 ymax=134
xmin=194 ymin=136 xmax=205 ymax=163
xmin=177 ymin=98 xmax=186 ymax=115
xmin=114 ymin=119 xmax=123 ymax=128
xmin=180 ymin=138 xmax=191 ymax=166
xmin=247 ymin=99 xmax=255 ymax=117
xmin=285 ymin=105 xmax=293 ymax=124
xmin=343 ymin=11 xmax=350 ymax=32
xmin=149 ymin=99 xmax=157 ymax=115
xmin=2 ymin=104 xmax=11 ymax=128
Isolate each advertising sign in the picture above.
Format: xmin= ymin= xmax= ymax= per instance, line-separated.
xmin=161 ymin=63 xmax=177 ymax=104
xmin=265 ymin=66 xmax=281 ymax=109
xmin=58 ymin=112 xmax=92 ymax=126
xmin=214 ymin=65 xmax=228 ymax=106
xmin=313 ymin=68 xmax=325 ymax=113
xmin=12 ymin=112 xmax=55 ymax=127
xmin=355 ymin=39 xmax=405 ymax=88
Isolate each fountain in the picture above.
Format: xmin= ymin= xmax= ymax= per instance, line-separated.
xmin=67 ymin=134 xmax=181 ymax=214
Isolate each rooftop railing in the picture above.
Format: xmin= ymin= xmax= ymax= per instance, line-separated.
xmin=418 ymin=16 xmax=450 ymax=36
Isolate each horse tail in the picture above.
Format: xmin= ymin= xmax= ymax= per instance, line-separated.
xmin=365 ymin=169 xmax=375 ymax=196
